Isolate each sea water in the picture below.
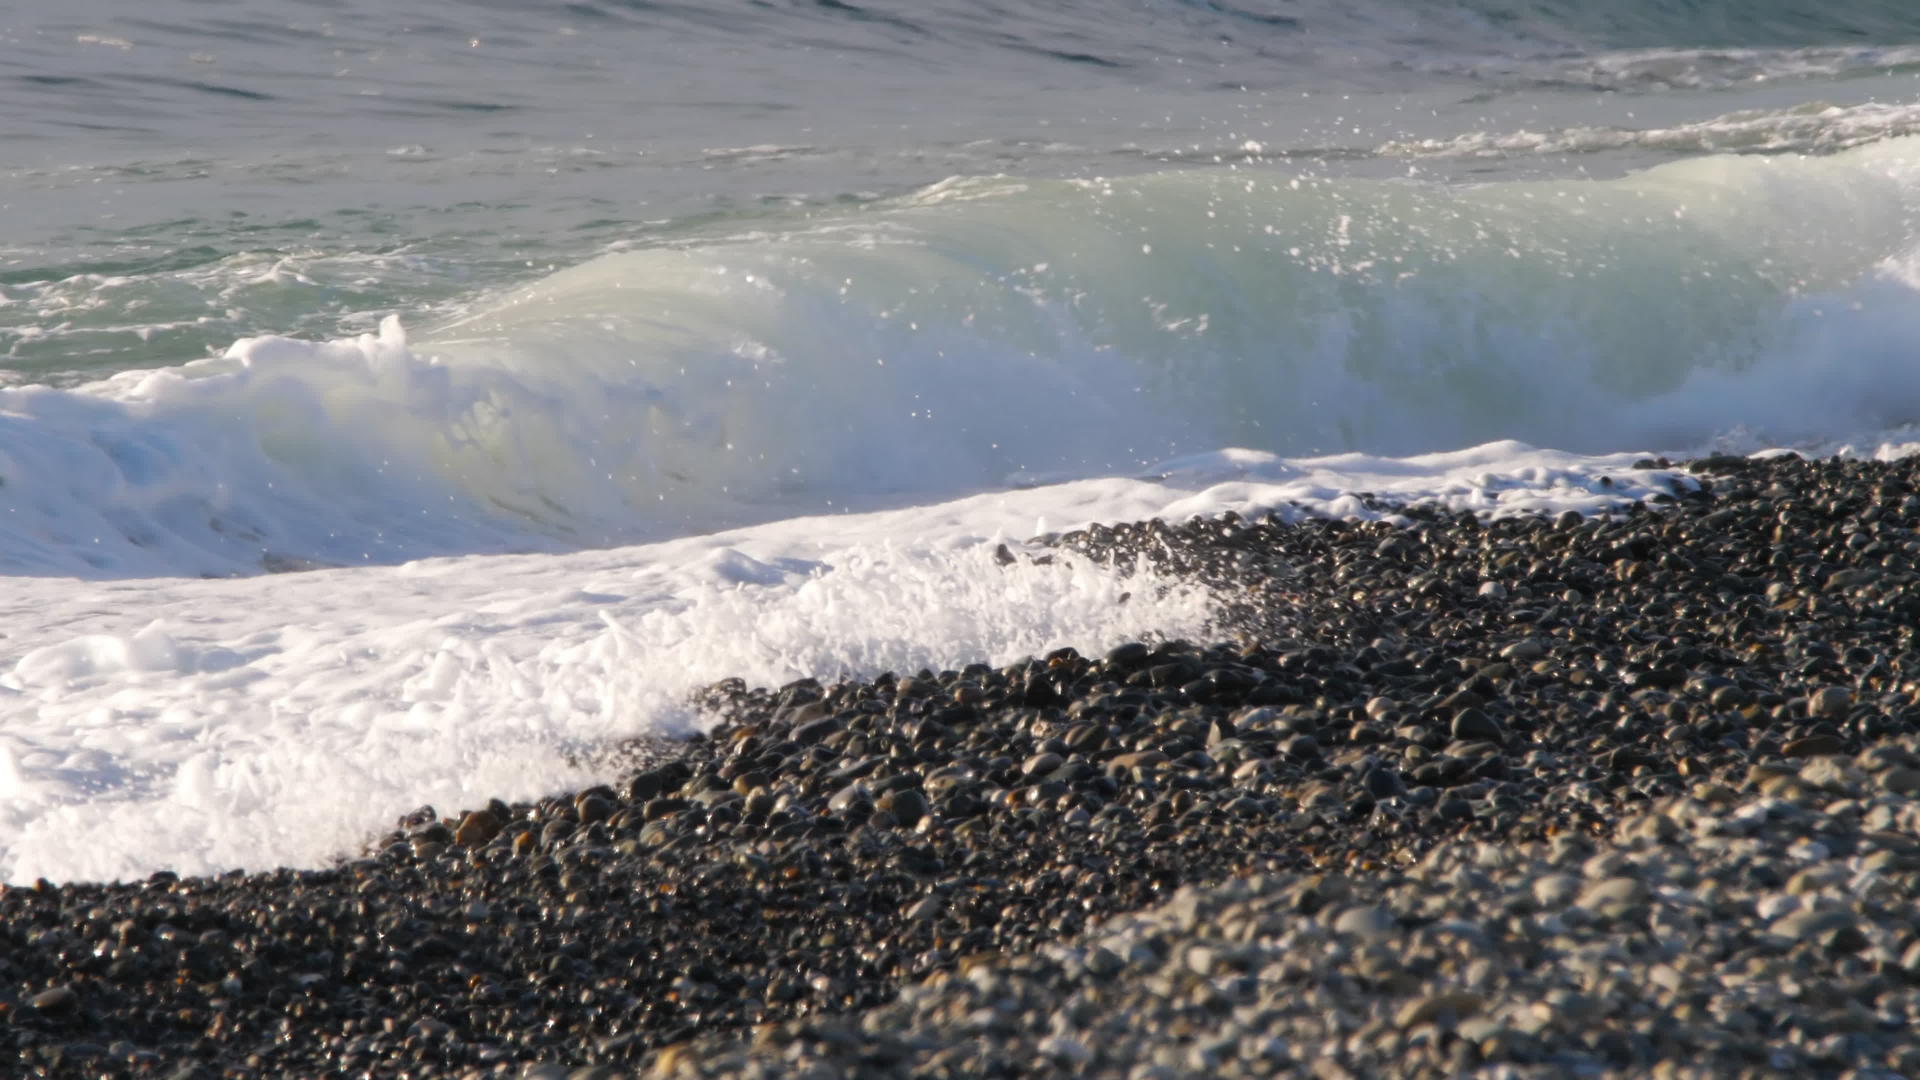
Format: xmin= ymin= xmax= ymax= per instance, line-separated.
xmin=4 ymin=0 xmax=1920 ymax=882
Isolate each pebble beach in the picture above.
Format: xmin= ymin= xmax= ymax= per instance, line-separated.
xmin=9 ymin=451 xmax=1920 ymax=1078
xmin=14 ymin=4 xmax=1920 ymax=1078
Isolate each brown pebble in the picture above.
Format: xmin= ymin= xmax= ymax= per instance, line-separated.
xmin=1395 ymin=990 xmax=1486 ymax=1029
xmin=1784 ymin=734 xmax=1847 ymax=758
xmin=455 ymin=809 xmax=503 ymax=846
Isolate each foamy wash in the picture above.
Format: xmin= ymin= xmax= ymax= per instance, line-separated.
xmin=3 ymin=0 xmax=1920 ymax=882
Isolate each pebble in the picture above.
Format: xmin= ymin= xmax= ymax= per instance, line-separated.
xmin=1575 ymin=876 xmax=1650 ymax=915
xmin=1395 ymin=990 xmax=1486 ymax=1029
xmin=1498 ymin=638 xmax=1545 ymax=662
xmin=1449 ymin=707 xmax=1505 ymax=743
xmin=1808 ymin=686 xmax=1852 ymax=719
xmin=1530 ymin=873 xmax=1580 ymax=908
xmin=30 ymin=986 xmax=77 ymax=1014
xmin=1331 ymin=904 xmax=1398 ymax=941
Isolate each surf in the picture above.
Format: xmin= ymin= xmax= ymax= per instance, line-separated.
xmin=5 ymin=137 xmax=1920 ymax=578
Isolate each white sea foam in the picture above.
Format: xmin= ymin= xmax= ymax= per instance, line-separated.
xmin=0 ymin=440 xmax=1714 ymax=884
xmin=1382 ymin=101 xmax=1920 ymax=159
xmin=0 ymin=520 xmax=1212 ymax=883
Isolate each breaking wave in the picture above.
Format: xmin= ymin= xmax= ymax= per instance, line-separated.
xmin=7 ymin=137 xmax=1920 ymax=576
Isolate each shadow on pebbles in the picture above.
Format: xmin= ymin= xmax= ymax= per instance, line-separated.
xmin=9 ymin=452 xmax=1920 ymax=1078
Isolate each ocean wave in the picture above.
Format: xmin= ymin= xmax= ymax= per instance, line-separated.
xmin=7 ymin=139 xmax=1920 ymax=577
xmin=1455 ymin=44 xmax=1920 ymax=92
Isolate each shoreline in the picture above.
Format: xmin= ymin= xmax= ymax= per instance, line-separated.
xmin=7 ymin=451 xmax=1920 ymax=1077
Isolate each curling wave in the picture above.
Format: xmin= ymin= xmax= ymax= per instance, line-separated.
xmin=7 ymin=137 xmax=1920 ymax=577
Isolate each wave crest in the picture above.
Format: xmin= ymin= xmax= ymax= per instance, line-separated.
xmin=7 ymin=139 xmax=1920 ymax=576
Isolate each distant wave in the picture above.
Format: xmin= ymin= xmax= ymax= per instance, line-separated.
xmin=15 ymin=0 xmax=1920 ymax=132
xmin=1380 ymin=100 xmax=1920 ymax=158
